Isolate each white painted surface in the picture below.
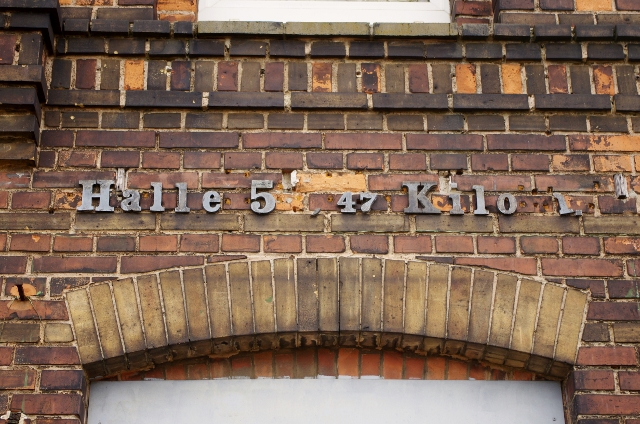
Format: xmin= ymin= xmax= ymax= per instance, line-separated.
xmin=198 ymin=0 xmax=450 ymax=23
xmin=88 ymin=379 xmax=565 ymax=424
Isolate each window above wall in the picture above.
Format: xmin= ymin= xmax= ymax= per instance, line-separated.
xmin=198 ymin=0 xmax=451 ymax=23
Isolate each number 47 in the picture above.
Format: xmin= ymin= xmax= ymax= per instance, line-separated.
xmin=336 ymin=192 xmax=378 ymax=214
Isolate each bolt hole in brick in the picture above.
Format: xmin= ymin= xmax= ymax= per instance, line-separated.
xmin=89 ymin=348 xmax=564 ymax=424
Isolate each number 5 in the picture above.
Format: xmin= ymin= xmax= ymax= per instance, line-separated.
xmin=251 ymin=180 xmax=276 ymax=214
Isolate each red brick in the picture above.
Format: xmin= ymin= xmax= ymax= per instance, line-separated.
xmin=430 ymin=154 xmax=467 ymax=170
xmin=218 ymin=62 xmax=238 ymax=91
xmin=244 ymin=133 xmax=322 ymax=149
xmin=520 ymin=236 xmax=558 ymax=254
xmin=183 ymin=152 xmax=221 ymax=169
xmin=0 ymin=191 xmax=7 ymax=208
xmin=317 ymin=348 xmax=336 ymax=377
xmin=477 ymin=237 xmax=516 ymax=254
xmin=0 ymin=34 xmax=16 ymax=65
xmin=211 ymin=359 xmax=231 ymax=379
xmin=10 ymin=234 xmax=50 ymax=252
xmin=619 ymin=372 xmax=640 ymax=390
xmin=253 ymin=351 xmax=273 ymax=378
xmin=33 ymin=171 xmax=115 ymax=188
xmin=76 ymin=131 xmax=155 ymax=148
xmin=394 ymin=235 xmax=432 ymax=253
xmin=128 ymin=172 xmax=198 ymax=189
xmin=40 ymin=370 xmax=86 ymax=391
xmin=12 ymin=192 xmax=51 ymax=209
xmin=180 ymin=234 xmax=219 ymax=252
xmin=454 ymin=257 xmax=537 ymax=274
xmin=101 ymin=151 xmax=140 ymax=168
xmin=369 ymin=174 xmax=438 ymax=191
xmin=140 ymin=235 xmax=178 ymax=252
xmin=15 ymin=347 xmax=80 ymax=365
xmin=408 ymin=64 xmax=429 ymax=93
xmin=469 ymin=364 xmax=487 ymax=380
xmin=53 ymin=236 xmax=93 ymax=252
xmin=0 ymin=347 xmax=12 ymax=365
xmin=275 ymin=353 xmax=294 ymax=378
xmin=58 ymin=151 xmax=97 ymax=167
xmin=187 ymin=363 xmax=209 ymax=380
xmin=587 ymin=302 xmax=640 ymax=321
xmin=265 ymin=152 xmax=303 ymax=170
xmin=577 ymin=347 xmax=638 ymax=366
xmin=11 ymin=394 xmax=83 ymax=415
xmin=0 ymin=369 xmax=36 ymax=389
xmin=346 ymin=153 xmax=384 ymax=170
xmin=471 ymin=154 xmax=509 ymax=171
xmin=75 ymin=59 xmax=97 ymax=89
xmin=435 ymin=236 xmax=474 ymax=253
xmin=337 ymin=348 xmax=359 ymax=377
xmin=572 ymin=370 xmax=615 ymax=391
xmin=562 ymin=237 xmax=600 ymax=255
xmin=230 ymin=356 xmax=252 ymax=378
xmin=617 ymin=0 xmax=640 ymax=10
xmin=454 ymin=0 xmax=492 ymax=15
xmin=389 ymin=153 xmax=426 ymax=171
xmin=599 ymin=196 xmax=637 ymax=214
xmin=224 ymin=152 xmax=261 ymax=170
xmin=404 ymin=357 xmax=425 ymax=380
xmin=541 ymin=258 xmax=624 ymax=277
xmin=306 ymin=235 xmax=345 ymax=253
xmin=170 ymin=60 xmax=191 ymax=91
xmin=0 ymin=233 xmax=5 ymax=251
xmin=164 ymin=364 xmax=187 ymax=380
xmin=264 ymin=62 xmax=284 ymax=92
xmin=142 ymin=152 xmax=181 ymax=169
xmin=325 ymin=133 xmax=401 ymax=150
xmin=0 ymin=300 xmax=67 ymax=320
xmin=427 ymin=357 xmax=446 ymax=380
xmin=382 ymin=351 xmax=403 ymax=379
xmin=487 ymin=134 xmax=565 ymax=151
xmin=575 ymin=394 xmax=640 ymax=415
xmin=264 ymin=235 xmax=302 ymax=253
xmin=361 ymin=353 xmax=381 ymax=377
xmin=33 ymin=256 xmax=116 ymax=273
xmin=511 ymin=154 xmax=549 ymax=171
xmin=350 ymin=235 xmax=388 ymax=254
xmin=96 ymin=236 xmax=135 ymax=252
xmin=0 ymin=256 xmax=27 ymax=273
xmin=295 ymin=349 xmax=316 ymax=378
xmin=548 ymin=65 xmax=568 ymax=94
xmin=407 ymin=134 xmax=483 ymax=151
xmin=221 ymin=234 xmax=260 ymax=252
xmin=608 ymin=280 xmax=640 ymax=299
xmin=447 ymin=360 xmax=468 ymax=380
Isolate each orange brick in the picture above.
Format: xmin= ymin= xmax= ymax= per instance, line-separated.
xmin=165 ymin=363 xmax=187 ymax=380
xmin=593 ymin=65 xmax=614 ymax=95
xmin=312 ymin=63 xmax=331 ymax=93
xmin=447 ymin=359 xmax=468 ymax=380
xmin=361 ymin=353 xmax=381 ymax=377
xmin=456 ymin=64 xmax=477 ymax=93
xmin=577 ymin=0 xmax=612 ymax=10
xmin=501 ymin=64 xmax=522 ymax=94
xmin=469 ymin=364 xmax=487 ymax=380
xmin=337 ymin=348 xmax=359 ymax=378
xmin=404 ymin=357 xmax=425 ymax=380
xmin=139 ymin=235 xmax=178 ymax=252
xmin=275 ymin=353 xmax=294 ymax=378
xmin=187 ymin=363 xmax=209 ymax=380
xmin=157 ymin=0 xmax=196 ymax=12
xmin=427 ymin=357 xmax=446 ymax=380
xmin=211 ymin=359 xmax=231 ymax=379
xmin=124 ymin=60 xmax=145 ymax=90
xmin=318 ymin=348 xmax=336 ymax=377
xmin=382 ymin=351 xmax=403 ymax=379
xmin=158 ymin=13 xmax=196 ymax=22
xmin=594 ymin=155 xmax=633 ymax=172
xmin=253 ymin=351 xmax=273 ymax=378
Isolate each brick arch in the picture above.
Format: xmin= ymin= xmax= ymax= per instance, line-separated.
xmin=65 ymin=257 xmax=588 ymax=379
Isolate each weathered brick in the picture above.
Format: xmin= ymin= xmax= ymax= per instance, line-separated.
xmin=477 ymin=237 xmax=516 ymax=254
xmin=542 ymin=258 xmax=623 ymax=277
xmin=97 ymin=236 xmax=136 ymax=252
xmin=393 ymin=235 xmax=432 ymax=253
xmin=159 ymin=132 xmax=238 ymax=149
xmin=350 ymin=235 xmax=388 ymax=254
xmin=33 ymin=256 xmax=117 ymax=273
xmin=121 ymin=255 xmax=203 ymax=273
xmin=15 ymin=347 xmax=80 ymax=365
xmin=221 ymin=234 xmax=260 ymax=252
xmin=407 ymin=134 xmax=483 ymax=151
xmin=265 ymin=152 xmax=303 ymax=170
xmin=577 ymin=347 xmax=637 ymax=366
xmin=454 ymin=257 xmax=537 ymax=274
xmin=521 ymin=236 xmax=558 ymax=254
xmin=40 ymin=370 xmax=85 ymax=391
xmin=325 ymin=133 xmax=401 ymax=150
xmin=244 ymin=133 xmax=321 ymax=149
xmin=11 ymin=394 xmax=84 ymax=416
xmin=312 ymin=62 xmax=332 ymax=92
xmin=563 ymin=237 xmax=600 ymax=255
xmin=264 ymin=235 xmax=302 ymax=253
xmin=306 ymin=153 xmax=343 ymax=169
xmin=10 ymin=234 xmax=50 ymax=252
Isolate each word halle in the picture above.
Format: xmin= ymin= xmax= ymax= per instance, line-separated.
xmin=77 ymin=179 xmax=583 ymax=216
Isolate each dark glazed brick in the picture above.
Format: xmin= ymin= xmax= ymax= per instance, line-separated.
xmin=108 ymin=39 xmax=145 ymax=55
xmin=432 ymin=64 xmax=453 ymax=94
xmin=241 ymin=62 xmax=260 ymax=92
xmin=230 ymin=40 xmax=266 ymax=56
xmin=539 ymin=0 xmax=573 ymax=9
xmin=549 ymin=115 xmax=587 ymax=131
xmin=426 ymin=44 xmax=462 ymax=59
xmin=387 ymin=115 xmax=424 ymax=131
xmin=307 ymin=153 xmax=343 ymax=169
xmin=534 ymin=25 xmax=572 ymax=40
xmin=190 ymin=40 xmax=225 ymax=57
xmin=288 ymin=62 xmax=308 ymax=91
xmin=185 ymin=113 xmax=223 ymax=129
xmin=308 ymin=114 xmax=344 ymax=130
xmin=512 ymin=154 xmax=549 ymax=171
xmin=132 ymin=20 xmax=170 ymax=36
xmin=409 ymin=65 xmax=429 ymax=93
xmin=217 ymin=62 xmax=238 ymax=91
xmin=51 ymin=59 xmax=71 ymax=89
xmin=525 ymin=65 xmax=546 ymax=94
xmin=361 ymin=63 xmax=380 ymax=94
xmin=101 ymin=151 xmax=140 ymax=168
xmin=487 ymin=134 xmax=565 ymax=151
xmin=310 ymin=42 xmax=345 ymax=57
xmin=373 ymin=94 xmax=448 ymax=110
xmin=143 ymin=113 xmax=181 ymax=129
xmin=149 ymin=40 xmax=187 ymax=56
xmin=453 ymin=94 xmax=529 ymax=110
xmin=630 ymin=44 xmax=640 ymax=61
xmin=338 ymin=63 xmax=357 ymax=93
xmin=18 ymin=34 xmax=43 ymax=65
xmin=67 ymin=38 xmax=105 ymax=54
xmin=430 ymin=154 xmax=467 ymax=170
xmin=388 ymin=42 xmax=425 ymax=58
xmin=40 ymin=370 xmax=86 ymax=391
xmin=465 ymin=43 xmax=502 ymax=60
xmin=576 ymin=25 xmax=615 ymax=40
xmin=590 ymin=116 xmax=628 ymax=132
xmin=91 ymin=20 xmax=129 ymax=35
xmin=535 ymin=95 xmax=611 ymax=111
xmin=126 ymin=91 xmax=204 ymax=108
xmin=147 ymin=60 xmax=168 ymax=91
xmin=159 ymin=132 xmax=238 ymax=149
xmin=581 ymin=323 xmax=610 ymax=342
xmin=45 ymin=111 xmax=60 ymax=128
xmin=407 ymin=134 xmax=483 ymax=151
xmin=292 ymin=93 xmax=367 ymax=109
xmin=559 ymin=14 xmax=596 ymax=25
xmin=570 ymin=66 xmax=592 ymax=94
xmin=350 ymin=42 xmax=384 ymax=58
xmin=467 ymin=115 xmax=505 ymax=131
xmin=265 ymin=62 xmax=284 ymax=92
xmin=471 ymin=154 xmax=509 ymax=171
xmin=96 ymin=7 xmax=154 ymax=21
xmin=61 ymin=112 xmax=99 ymax=128
xmin=270 ymin=40 xmax=305 ymax=57
xmin=588 ymin=44 xmax=625 ymax=60
xmin=480 ymin=65 xmax=501 ymax=94
xmin=346 ymin=114 xmax=383 ymax=130
xmin=546 ymin=44 xmax=582 ymax=61
xmin=351 ymin=235 xmax=388 ymax=254
xmin=227 ymin=113 xmax=264 ymax=129
xmin=510 ymin=115 xmax=546 ymax=131
xmin=462 ymin=24 xmax=489 ymax=38
xmin=268 ymin=114 xmax=304 ymax=130
xmin=194 ymin=61 xmax=214 ymax=92
xmin=65 ymin=19 xmax=90 ymax=35
xmin=100 ymin=60 xmax=120 ymax=90
xmin=616 ymin=66 xmax=637 ymax=95
xmin=174 ymin=22 xmax=195 ymax=36
xmin=617 ymin=24 xmax=640 ymax=38
xmin=427 ymin=115 xmax=464 ymax=131
xmin=97 ymin=236 xmax=136 ymax=252
xmin=171 ymin=61 xmax=191 ymax=91
xmin=599 ymin=197 xmax=636 ymax=214
xmin=505 ymin=44 xmax=541 ymax=61
xmin=494 ymin=24 xmax=530 ymax=40
xmin=501 ymin=13 xmax=555 ymax=25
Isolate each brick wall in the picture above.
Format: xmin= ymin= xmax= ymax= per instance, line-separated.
xmin=1 ymin=0 xmax=640 ymax=423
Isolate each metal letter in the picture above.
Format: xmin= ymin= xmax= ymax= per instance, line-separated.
xmin=472 ymin=185 xmax=489 ymax=215
xmin=402 ymin=182 xmax=440 ymax=214
xmin=359 ymin=193 xmax=378 ymax=213
xmin=77 ymin=180 xmax=115 ymax=212
xmin=175 ymin=182 xmax=190 ymax=213
xmin=552 ymin=192 xmax=576 ymax=216
xmin=448 ymin=193 xmax=464 ymax=215
xmin=251 ymin=180 xmax=276 ymax=214
xmin=337 ymin=192 xmax=356 ymax=213
xmin=121 ymin=189 xmax=141 ymax=212
xmin=615 ymin=173 xmax=629 ymax=199
xmin=203 ymin=191 xmax=221 ymax=213
xmin=150 ymin=182 xmax=165 ymax=212
xmin=497 ymin=193 xmax=517 ymax=215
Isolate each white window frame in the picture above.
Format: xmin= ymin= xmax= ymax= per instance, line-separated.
xmin=198 ymin=0 xmax=451 ymax=24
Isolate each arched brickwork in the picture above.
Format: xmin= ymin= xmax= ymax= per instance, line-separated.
xmin=66 ymin=257 xmax=588 ymax=379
